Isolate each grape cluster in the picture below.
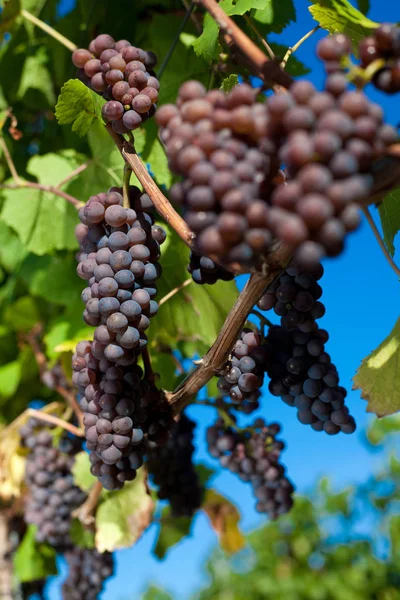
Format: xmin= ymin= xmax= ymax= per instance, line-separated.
xmin=358 ymin=24 xmax=400 ymax=94
xmin=216 ymin=329 xmax=266 ymax=414
xmin=187 ymin=252 xmax=234 ymax=285
xmin=267 ymin=73 xmax=397 ymax=267
xmin=257 ymin=262 xmax=325 ymax=330
xmin=72 ymin=34 xmax=159 ymax=133
xmin=147 ymin=413 xmax=203 ymax=517
xmin=72 ymin=340 xmax=145 ymax=491
xmin=62 ymin=547 xmax=114 ymax=600
xmin=75 ymin=186 xmax=165 ymax=366
xmin=156 ymin=81 xmax=278 ymax=268
xmin=207 ymin=418 xmax=294 ymax=519
xmin=20 ymin=419 xmax=86 ymax=548
xmin=264 ymin=325 xmax=356 ymax=435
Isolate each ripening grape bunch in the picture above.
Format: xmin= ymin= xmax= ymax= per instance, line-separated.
xmin=147 ymin=413 xmax=204 ymax=517
xmin=62 ymin=546 xmax=114 ymax=600
xmin=20 ymin=419 xmax=86 ymax=548
xmin=157 ymin=35 xmax=398 ymax=270
xmin=72 ymin=33 xmax=159 ymax=132
xmin=216 ymin=328 xmax=267 ymax=414
xmin=75 ymin=186 xmax=165 ymax=366
xmin=207 ymin=417 xmax=294 ymax=519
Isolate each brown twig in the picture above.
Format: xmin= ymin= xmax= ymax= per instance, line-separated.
xmin=198 ymin=0 xmax=292 ymax=88
xmin=55 ymin=161 xmax=91 ymax=189
xmin=0 ymin=181 xmax=82 ymax=208
xmin=159 ymin=278 xmax=193 ymax=306
xmin=27 ymin=408 xmax=84 ymax=437
xmin=362 ymin=206 xmax=400 ymax=278
xmin=0 ymin=136 xmax=21 ymax=184
xmin=72 ymin=481 xmax=102 ymax=527
xmin=106 ymin=124 xmax=194 ymax=246
xmin=166 ymin=242 xmax=291 ymax=413
xmin=281 ymin=25 xmax=320 ymax=69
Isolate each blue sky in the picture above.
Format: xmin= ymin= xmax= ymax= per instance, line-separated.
xmin=43 ymin=0 xmax=400 ymax=598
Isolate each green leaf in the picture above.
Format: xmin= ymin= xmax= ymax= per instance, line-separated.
xmin=149 ymin=351 xmax=180 ymax=391
xmin=137 ymin=119 xmax=172 ymax=188
xmin=150 ymin=226 xmax=238 ymax=356
xmin=153 ymin=506 xmax=193 ymax=559
xmin=14 ymin=525 xmax=57 ymax=583
xmin=4 ymin=296 xmax=41 ymax=331
xmin=27 ymin=150 xmax=82 ymax=188
xmin=95 ymin=468 xmax=154 ymax=552
xmin=20 ymin=254 xmax=84 ymax=306
xmin=196 ymin=463 xmax=215 ymax=487
xmin=353 ymin=317 xmax=400 ymax=416
xmin=308 ymin=0 xmax=378 ymax=43
xmin=70 ymin=518 xmax=95 ymax=549
xmin=0 ymin=185 xmax=79 ymax=255
xmin=193 ymin=13 xmax=220 ymax=62
xmin=253 ymin=0 xmax=296 ymax=33
xmin=44 ymin=299 xmax=93 ymax=360
xmin=72 ymin=451 xmax=97 ymax=493
xmin=17 ymin=47 xmax=55 ymax=108
xmin=366 ymin=414 xmax=400 ymax=445
xmin=378 ymin=188 xmax=400 ymax=258
xmin=55 ymin=79 xmax=104 ymax=137
xmin=0 ymin=359 xmax=21 ymax=398
xmin=202 ymin=489 xmax=245 ymax=554
xmin=0 ymin=220 xmax=28 ymax=272
xmin=142 ymin=586 xmax=173 ymax=600
xmin=220 ymin=74 xmax=239 ymax=93
xmin=356 ymin=0 xmax=370 ymax=14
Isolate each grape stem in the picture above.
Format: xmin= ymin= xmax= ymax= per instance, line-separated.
xmin=250 ymin=309 xmax=274 ymax=333
xmin=159 ymin=278 xmax=193 ymax=307
xmin=122 ymin=164 xmax=132 ymax=209
xmin=106 ymin=124 xmax=195 ymax=246
xmin=20 ymin=9 xmax=78 ymax=52
xmin=280 ymin=25 xmax=320 ymax=69
xmin=198 ymin=0 xmax=293 ymax=88
xmin=55 ymin=161 xmax=91 ymax=189
xmin=362 ymin=206 xmax=400 ymax=278
xmin=142 ymin=347 xmax=155 ymax=382
xmin=0 ymin=181 xmax=83 ymax=208
xmin=243 ymin=15 xmax=275 ymax=60
xmin=158 ymin=2 xmax=196 ymax=79
xmin=0 ymin=136 xmax=21 ymax=184
xmin=24 ymin=325 xmax=84 ymax=429
xmin=165 ymin=242 xmax=292 ymax=414
xmin=72 ymin=481 xmax=103 ymax=527
xmin=27 ymin=409 xmax=84 ymax=437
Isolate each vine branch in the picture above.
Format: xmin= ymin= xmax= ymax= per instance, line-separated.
xmin=72 ymin=481 xmax=102 ymax=526
xmin=56 ymin=161 xmax=91 ymax=189
xmin=362 ymin=206 xmax=400 ymax=278
xmin=281 ymin=25 xmax=320 ymax=69
xmin=159 ymin=278 xmax=193 ymax=307
xmin=0 ymin=136 xmax=21 ymax=184
xmin=20 ymin=9 xmax=78 ymax=52
xmin=166 ymin=242 xmax=292 ymax=414
xmin=106 ymin=124 xmax=194 ymax=246
xmin=27 ymin=408 xmax=84 ymax=437
xmin=0 ymin=181 xmax=82 ymax=208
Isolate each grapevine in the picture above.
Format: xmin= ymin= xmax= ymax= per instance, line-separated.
xmin=0 ymin=2 xmax=400 ymax=597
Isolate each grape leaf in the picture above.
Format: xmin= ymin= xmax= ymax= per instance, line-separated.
xmin=44 ymin=299 xmax=93 ymax=360
xmin=17 ymin=47 xmax=55 ymax=108
xmin=378 ymin=188 xmax=400 ymax=258
xmin=220 ymin=74 xmax=239 ymax=92
xmin=356 ymin=0 xmax=370 ymax=14
xmin=202 ymin=489 xmax=245 ymax=554
xmin=366 ymin=413 xmax=400 ymax=446
xmin=308 ymin=0 xmax=378 ymax=43
xmin=20 ymin=254 xmax=84 ymax=306
xmin=353 ymin=317 xmax=400 ymax=416
xmin=14 ymin=526 xmax=57 ymax=583
xmin=4 ymin=296 xmax=42 ymax=331
xmin=0 ymin=221 xmax=28 ymax=272
xmin=253 ymin=0 xmax=296 ymax=33
xmin=95 ymin=467 xmax=154 ymax=552
xmin=27 ymin=150 xmax=82 ymax=188
xmin=0 ymin=184 xmax=79 ymax=255
xmin=72 ymin=451 xmax=97 ymax=493
xmin=153 ymin=506 xmax=193 ymax=559
xmin=149 ymin=226 xmax=238 ymax=356
xmin=70 ymin=518 xmax=95 ymax=549
xmin=55 ymin=79 xmax=105 ymax=137
xmin=0 ymin=359 xmax=21 ymax=397
xmin=196 ymin=463 xmax=216 ymax=487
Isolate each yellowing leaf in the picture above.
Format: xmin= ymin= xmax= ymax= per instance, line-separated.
xmin=202 ymin=489 xmax=245 ymax=554
xmin=353 ymin=317 xmax=400 ymax=416
xmin=95 ymin=468 xmax=154 ymax=552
